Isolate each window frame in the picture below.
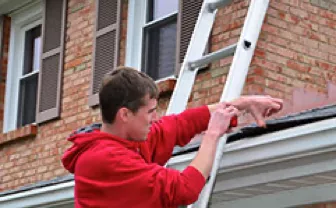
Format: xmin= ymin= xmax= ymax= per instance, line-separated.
xmin=125 ymin=0 xmax=178 ymax=81
xmin=3 ymin=2 xmax=42 ymax=133
xmin=17 ymin=25 xmax=41 ymax=127
xmin=142 ymin=12 xmax=178 ymax=80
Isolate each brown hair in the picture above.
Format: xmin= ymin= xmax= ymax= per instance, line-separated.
xmin=99 ymin=66 xmax=159 ymax=124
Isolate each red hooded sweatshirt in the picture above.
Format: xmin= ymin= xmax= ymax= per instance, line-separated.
xmin=62 ymin=106 xmax=211 ymax=208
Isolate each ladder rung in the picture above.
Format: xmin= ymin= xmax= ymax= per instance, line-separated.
xmin=189 ymin=43 xmax=237 ymax=69
xmin=207 ymin=0 xmax=233 ymax=12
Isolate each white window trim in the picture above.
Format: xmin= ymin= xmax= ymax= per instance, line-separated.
xmin=3 ymin=1 xmax=42 ymax=133
xmin=125 ymin=0 xmax=147 ymax=70
xmin=125 ymin=0 xmax=178 ymax=79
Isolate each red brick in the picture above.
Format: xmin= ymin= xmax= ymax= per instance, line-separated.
xmin=262 ymin=24 xmax=279 ymax=35
xmin=299 ymin=37 xmax=319 ymax=49
xmin=287 ymin=60 xmax=312 ymax=72
xmin=309 ymin=31 xmax=328 ymax=42
xmin=266 ymin=52 xmax=289 ymax=66
xmin=267 ymin=16 xmax=288 ymax=29
xmin=300 ymin=2 xmax=319 ymax=14
xmin=320 ymin=10 xmax=336 ymax=21
xmin=270 ymin=1 xmax=289 ymax=12
xmin=307 ymin=48 xmax=329 ymax=60
xmin=319 ymin=25 xmax=336 ymax=37
xmin=320 ymin=42 xmax=336 ymax=55
xmin=288 ymin=25 xmax=310 ymax=36
xmin=289 ymin=7 xmax=308 ymax=19
xmin=278 ymin=30 xmax=299 ymax=42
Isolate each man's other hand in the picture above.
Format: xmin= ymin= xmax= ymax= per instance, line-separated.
xmin=229 ymin=95 xmax=283 ymax=127
xmin=208 ymin=95 xmax=283 ymax=128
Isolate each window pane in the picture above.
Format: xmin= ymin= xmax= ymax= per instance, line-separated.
xmin=23 ymin=25 xmax=41 ymax=75
xmin=145 ymin=19 xmax=177 ymax=80
xmin=17 ymin=73 xmax=38 ymax=127
xmin=153 ymin=0 xmax=178 ymax=20
xmin=33 ymin=36 xmax=41 ymax=71
xmin=157 ymin=22 xmax=177 ymax=78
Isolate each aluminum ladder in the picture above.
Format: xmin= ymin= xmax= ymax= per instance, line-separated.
xmin=165 ymin=0 xmax=270 ymax=207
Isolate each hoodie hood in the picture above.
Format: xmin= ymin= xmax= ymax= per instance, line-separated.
xmin=61 ymin=123 xmax=141 ymax=173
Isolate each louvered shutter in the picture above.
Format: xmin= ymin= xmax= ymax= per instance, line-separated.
xmin=88 ymin=0 xmax=121 ymax=106
xmin=36 ymin=0 xmax=67 ymax=123
xmin=175 ymin=0 xmax=206 ymax=72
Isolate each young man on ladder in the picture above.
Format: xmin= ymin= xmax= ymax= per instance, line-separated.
xmin=62 ymin=67 xmax=283 ymax=208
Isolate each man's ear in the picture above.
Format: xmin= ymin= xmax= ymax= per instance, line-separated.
xmin=116 ymin=107 xmax=130 ymax=123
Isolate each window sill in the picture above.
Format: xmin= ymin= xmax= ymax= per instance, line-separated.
xmin=0 ymin=124 xmax=37 ymax=145
xmin=156 ymin=77 xmax=176 ymax=97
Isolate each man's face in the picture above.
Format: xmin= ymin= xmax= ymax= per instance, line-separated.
xmin=126 ymin=96 xmax=158 ymax=141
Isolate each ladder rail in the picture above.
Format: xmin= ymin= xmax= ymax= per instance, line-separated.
xmin=191 ymin=0 xmax=270 ymax=207
xmin=166 ymin=1 xmax=218 ymax=115
xmin=221 ymin=0 xmax=270 ymax=101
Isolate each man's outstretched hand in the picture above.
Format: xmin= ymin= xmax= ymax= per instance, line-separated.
xmin=229 ymin=95 xmax=283 ymax=127
xmin=209 ymin=95 xmax=283 ymax=128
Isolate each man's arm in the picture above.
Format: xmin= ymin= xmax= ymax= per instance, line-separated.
xmin=147 ymin=106 xmax=211 ymax=165
xmin=190 ymin=105 xmax=238 ymax=179
xmin=148 ymin=95 xmax=283 ymax=165
xmin=209 ymin=95 xmax=283 ymax=127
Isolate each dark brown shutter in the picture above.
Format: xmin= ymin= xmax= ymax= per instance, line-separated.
xmin=36 ymin=0 xmax=67 ymax=123
xmin=175 ymin=0 xmax=206 ymax=73
xmin=88 ymin=0 xmax=121 ymax=106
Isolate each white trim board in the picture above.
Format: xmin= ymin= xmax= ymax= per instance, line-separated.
xmin=168 ymin=117 xmax=336 ymax=172
xmin=0 ymin=181 xmax=74 ymax=208
xmin=214 ymin=183 xmax=336 ymax=208
xmin=0 ymin=0 xmax=36 ymax=15
xmin=167 ymin=118 xmax=336 ymax=192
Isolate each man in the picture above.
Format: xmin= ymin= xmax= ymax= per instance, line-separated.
xmin=62 ymin=67 xmax=283 ymax=208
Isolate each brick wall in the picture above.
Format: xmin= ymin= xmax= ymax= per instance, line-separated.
xmin=0 ymin=0 xmax=128 ymax=192
xmin=181 ymin=0 xmax=336 ymax=125
xmin=252 ymin=0 xmax=336 ymax=116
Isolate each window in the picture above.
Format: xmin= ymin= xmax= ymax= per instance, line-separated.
xmin=17 ymin=25 xmax=41 ymax=127
xmin=125 ymin=0 xmax=178 ymax=81
xmin=3 ymin=3 xmax=42 ymax=132
xmin=142 ymin=0 xmax=178 ymax=80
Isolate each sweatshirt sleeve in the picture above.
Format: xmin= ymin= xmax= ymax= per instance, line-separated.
xmin=147 ymin=106 xmax=211 ymax=165
xmin=107 ymin=150 xmax=206 ymax=207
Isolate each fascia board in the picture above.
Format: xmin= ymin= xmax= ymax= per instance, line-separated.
xmin=0 ymin=181 xmax=74 ymax=208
